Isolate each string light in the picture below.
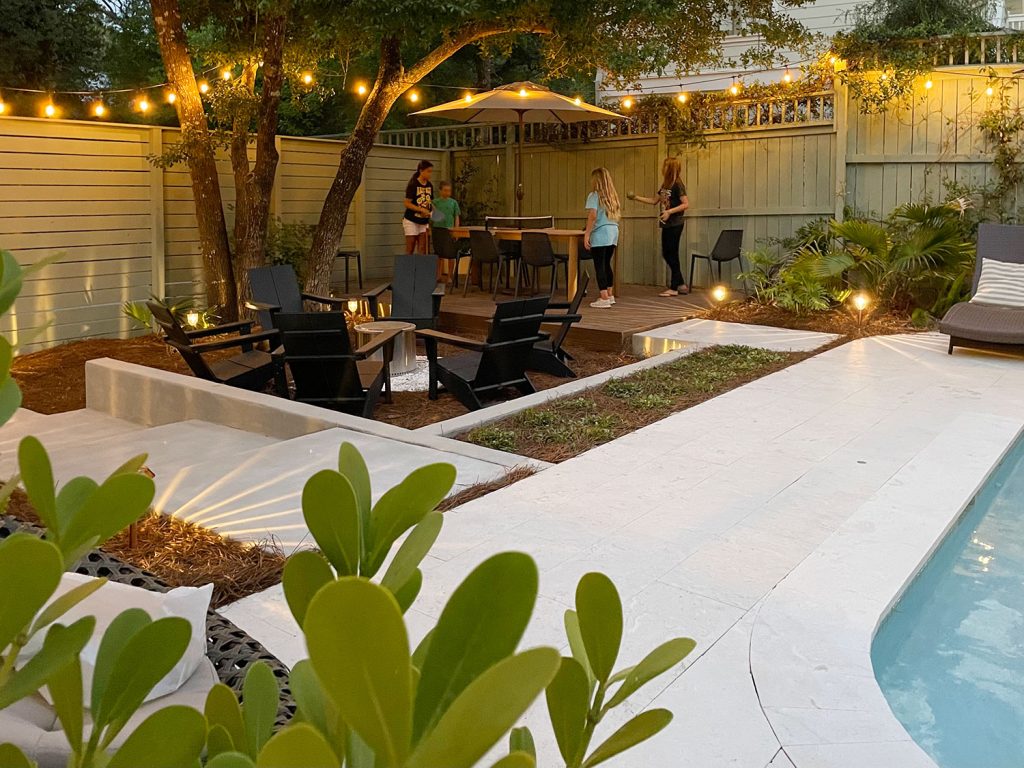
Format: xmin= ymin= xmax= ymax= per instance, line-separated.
xmin=408 ymin=90 xmax=419 ymax=103
xmin=166 ymin=90 xmax=177 ymax=104
xmin=574 ymin=96 xmax=582 ymax=105
xmin=137 ymin=97 xmax=150 ymax=113
xmin=677 ymin=92 xmax=688 ymax=103
xmin=301 ymin=72 xmax=314 ymax=86
xmin=43 ymin=100 xmax=56 ymax=118
xmin=91 ymin=101 xmax=106 ymax=118
xmin=464 ymin=93 xmax=473 ymax=103
xmin=220 ymin=68 xmax=232 ymax=81
xmin=621 ymin=97 xmax=633 ymax=109
xmin=356 ymin=83 xmax=367 ymax=96
xmin=986 ymin=85 xmax=995 ymax=96
xmin=924 ymin=78 xmax=933 ymax=89
xmin=198 ymin=80 xmax=210 ymax=94
xmin=518 ymin=87 xmax=528 ymax=97
xmin=782 ymin=69 xmax=793 ymax=84
xmin=0 ymin=96 xmax=6 ymax=115
xmin=729 ymin=82 xmax=741 ymax=96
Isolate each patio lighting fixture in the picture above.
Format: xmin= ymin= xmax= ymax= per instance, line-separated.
xmin=464 ymin=93 xmax=473 ymax=102
xmin=711 ymin=284 xmax=729 ymax=303
xmin=986 ymin=85 xmax=995 ymax=96
xmin=185 ymin=310 xmax=201 ymax=328
xmin=518 ymin=87 xmax=529 ymax=97
xmin=729 ymin=83 xmax=741 ymax=96
xmin=851 ymin=292 xmax=871 ymax=326
xmin=782 ymin=69 xmax=793 ymax=84
xmin=408 ymin=90 xmax=420 ymax=103
xmin=347 ymin=300 xmax=360 ymax=314
xmin=137 ymin=97 xmax=150 ymax=113
xmin=43 ymin=100 xmax=56 ymax=118
xmin=198 ymin=80 xmax=210 ymax=94
xmin=91 ymin=101 xmax=106 ymax=118
xmin=574 ymin=96 xmax=582 ymax=105
xmin=356 ymin=83 xmax=368 ymax=96
xmin=677 ymin=92 xmax=688 ymax=103
xmin=0 ymin=98 xmax=5 ymax=115
xmin=166 ymin=90 xmax=177 ymax=104
xmin=622 ymin=97 xmax=633 ymax=109
xmin=301 ymin=72 xmax=314 ymax=86
xmin=221 ymin=68 xmax=233 ymax=81
xmin=924 ymin=78 xmax=934 ymax=89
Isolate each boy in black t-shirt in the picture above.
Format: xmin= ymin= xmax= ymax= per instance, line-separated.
xmin=403 ymin=160 xmax=434 ymax=253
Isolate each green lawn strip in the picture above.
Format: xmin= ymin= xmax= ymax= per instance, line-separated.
xmin=461 ymin=345 xmax=801 ymax=463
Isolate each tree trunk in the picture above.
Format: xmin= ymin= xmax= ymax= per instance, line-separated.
xmin=150 ymin=0 xmax=237 ymax=318
xmin=306 ymin=39 xmax=404 ymax=296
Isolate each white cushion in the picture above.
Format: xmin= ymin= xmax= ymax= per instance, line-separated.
xmin=971 ymin=258 xmax=1024 ymax=308
xmin=18 ymin=573 xmax=213 ymax=706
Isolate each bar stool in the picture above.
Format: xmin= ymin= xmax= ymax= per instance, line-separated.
xmin=336 ymin=249 xmax=363 ymax=292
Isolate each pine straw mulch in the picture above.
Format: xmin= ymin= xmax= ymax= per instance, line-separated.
xmin=6 ymin=490 xmax=285 ymax=610
xmin=436 ymin=465 xmax=537 ymax=511
xmin=702 ymin=301 xmax=917 ymax=340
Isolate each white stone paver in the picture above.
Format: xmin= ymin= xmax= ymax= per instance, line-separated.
xmin=632 ymin=318 xmax=839 ymax=356
xmin=223 ymin=333 xmax=1024 ymax=767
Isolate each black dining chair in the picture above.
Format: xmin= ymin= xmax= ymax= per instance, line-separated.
xmin=516 ymin=232 xmax=568 ymax=297
xmin=432 ymin=227 xmax=469 ymax=288
xmin=690 ymin=229 xmax=744 ymax=289
xmin=466 ymin=229 xmax=520 ymax=300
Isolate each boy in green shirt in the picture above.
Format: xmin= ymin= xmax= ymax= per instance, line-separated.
xmin=430 ymin=181 xmax=461 ymax=281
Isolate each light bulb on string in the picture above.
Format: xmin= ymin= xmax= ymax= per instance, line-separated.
xmin=924 ymin=78 xmax=933 ymax=90
xmin=408 ymin=90 xmax=419 ymax=103
xmin=621 ymin=97 xmax=633 ymax=110
xmin=782 ymin=69 xmax=793 ymax=84
xmin=356 ymin=83 xmax=368 ymax=96
xmin=574 ymin=96 xmax=582 ymax=105
xmin=221 ymin=68 xmax=232 ymax=81
xmin=198 ymin=80 xmax=210 ymax=94
xmin=43 ymin=99 xmax=56 ymax=118
xmin=0 ymin=95 xmax=6 ymax=115
xmin=464 ymin=93 xmax=473 ymax=103
xmin=676 ymin=92 xmax=688 ymax=103
xmin=92 ymin=100 xmax=106 ymax=118
xmin=729 ymin=82 xmax=741 ymax=96
xmin=986 ymin=85 xmax=995 ymax=96
xmin=301 ymin=72 xmax=314 ymax=86
xmin=166 ymin=90 xmax=177 ymax=104
xmin=518 ymin=87 xmax=528 ymax=97
xmin=137 ymin=96 xmax=150 ymax=113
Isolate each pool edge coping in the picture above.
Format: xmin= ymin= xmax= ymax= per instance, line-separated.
xmin=749 ymin=411 xmax=1024 ymax=768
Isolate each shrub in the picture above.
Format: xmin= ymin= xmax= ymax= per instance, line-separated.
xmin=266 ymin=218 xmax=315 ymax=282
xmin=466 ymin=425 xmax=518 ymax=453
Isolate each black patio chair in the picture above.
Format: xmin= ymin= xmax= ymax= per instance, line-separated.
xmin=465 ymin=229 xmax=520 ymax=300
xmin=690 ymin=229 xmax=744 ymax=288
xmin=432 ymin=228 xmax=470 ymax=288
xmin=247 ymin=264 xmax=345 ymax=332
xmin=148 ymin=301 xmax=284 ymax=393
xmin=363 ymin=254 xmax=445 ymax=329
xmin=271 ymin=311 xmax=399 ymax=418
xmin=417 ymin=296 xmax=550 ymax=411
xmin=529 ymin=273 xmax=589 ymax=378
xmin=516 ymin=231 xmax=569 ymax=297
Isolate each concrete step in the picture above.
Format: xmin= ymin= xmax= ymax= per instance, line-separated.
xmin=44 ymin=420 xmax=279 ymax=490
xmin=0 ymin=409 xmax=144 ymax=476
xmin=159 ymin=426 xmax=514 ymax=552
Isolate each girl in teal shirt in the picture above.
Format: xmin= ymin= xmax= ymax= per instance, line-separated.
xmin=584 ymin=167 xmax=621 ymax=308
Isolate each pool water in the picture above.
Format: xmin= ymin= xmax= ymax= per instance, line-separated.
xmin=873 ymin=440 xmax=1024 ymax=768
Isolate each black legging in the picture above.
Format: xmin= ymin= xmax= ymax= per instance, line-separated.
xmin=661 ymin=224 xmax=685 ymax=290
xmin=592 ymin=244 xmax=616 ymax=291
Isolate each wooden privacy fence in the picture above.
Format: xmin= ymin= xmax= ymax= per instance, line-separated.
xmin=0 ymin=117 xmax=446 ymax=352
xmin=2 ymin=61 xmax=1021 ymax=351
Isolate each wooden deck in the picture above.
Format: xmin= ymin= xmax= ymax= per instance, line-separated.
xmin=439 ymin=284 xmax=713 ymax=352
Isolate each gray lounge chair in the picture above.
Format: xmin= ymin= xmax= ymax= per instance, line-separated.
xmin=940 ymin=223 xmax=1024 ymax=355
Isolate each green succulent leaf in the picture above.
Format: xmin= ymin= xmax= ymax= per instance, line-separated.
xmin=575 ymin=573 xmax=623 ymax=684
xmin=90 ymin=608 xmax=150 ymax=713
xmin=490 ymin=753 xmax=536 ymax=768
xmin=337 ymin=442 xmax=372 ymax=555
xmin=603 ymin=637 xmax=696 ymax=711
xmin=54 ymin=477 xmax=100 ymax=532
xmin=0 ymin=533 xmax=62 ymax=652
xmin=408 ymin=647 xmax=560 ymax=768
xmin=243 ymin=662 xmax=280 ymax=758
xmin=0 ymin=617 xmax=94 ymax=709
xmin=0 ymin=743 xmax=34 ymax=768
xmin=256 ymin=724 xmax=338 ymax=768
xmin=545 ymin=657 xmax=591 ymax=764
xmin=282 ymin=550 xmax=334 ymax=627
xmin=46 ymin=655 xmax=84 ymax=752
xmin=392 ymin=567 xmax=423 ymax=613
xmin=0 ymin=360 xmax=21 ymax=426
xmin=60 ymin=472 xmax=155 ymax=559
xmin=301 ymin=470 xmax=360 ymax=576
xmin=306 ymin=578 xmax=412 ymax=767
xmin=208 ymin=724 xmax=236 ymax=760
xmin=290 ymin=660 xmax=346 ymax=760
xmin=108 ymin=705 xmax=207 ymax=768
xmin=564 ymin=610 xmax=596 ymax=693
xmin=18 ymin=437 xmax=57 ymax=531
xmin=413 ymin=552 xmax=539 ymax=741
xmin=509 ymin=726 xmax=536 ymax=758
xmin=380 ymin=512 xmax=443 ymax=595
xmin=206 ymin=683 xmax=246 ymax=758
xmin=581 ymin=709 xmax=673 ymax=768
xmin=364 ymin=462 xmax=456 ymax=577
xmin=0 ymin=251 xmax=24 ymax=318
xmin=207 ymin=753 xmax=257 ymax=768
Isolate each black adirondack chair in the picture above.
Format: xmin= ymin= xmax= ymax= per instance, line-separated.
xmin=363 ymin=254 xmax=445 ymax=329
xmin=148 ymin=301 xmax=284 ymax=393
xmin=529 ymin=273 xmax=589 ymax=378
xmin=247 ymin=264 xmax=345 ymax=331
xmin=417 ymin=296 xmax=550 ymax=412
xmin=271 ymin=312 xmax=399 ymax=418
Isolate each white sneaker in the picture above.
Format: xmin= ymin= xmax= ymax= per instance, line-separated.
xmin=609 ymin=296 xmax=616 ymax=304
xmin=590 ymin=298 xmax=613 ymax=308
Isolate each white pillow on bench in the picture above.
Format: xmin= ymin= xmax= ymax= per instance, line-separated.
xmin=971 ymin=258 xmax=1024 ymax=308
xmin=18 ymin=573 xmax=213 ymax=706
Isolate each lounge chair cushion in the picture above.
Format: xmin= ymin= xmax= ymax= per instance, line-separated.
xmin=939 ymin=300 xmax=1024 ymax=344
xmin=971 ymin=258 xmax=1024 ymax=308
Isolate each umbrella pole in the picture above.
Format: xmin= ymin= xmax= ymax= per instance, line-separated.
xmin=516 ymin=111 xmax=524 ymax=217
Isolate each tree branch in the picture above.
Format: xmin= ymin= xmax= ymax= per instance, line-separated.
xmin=403 ymin=19 xmax=553 ymax=86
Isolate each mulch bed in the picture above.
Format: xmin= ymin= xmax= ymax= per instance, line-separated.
xmin=6 ymin=490 xmax=285 ymax=609
xmin=462 ymin=345 xmax=810 ymax=463
xmin=703 ymin=301 xmax=916 ymax=339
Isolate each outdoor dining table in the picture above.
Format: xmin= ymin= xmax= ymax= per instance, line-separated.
xmin=446 ymin=225 xmax=596 ymax=301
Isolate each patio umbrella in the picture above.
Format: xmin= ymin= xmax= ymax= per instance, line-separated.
xmin=411 ymin=81 xmax=621 ymax=215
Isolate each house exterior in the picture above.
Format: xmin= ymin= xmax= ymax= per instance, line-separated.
xmin=595 ymin=0 xmax=1012 ymax=99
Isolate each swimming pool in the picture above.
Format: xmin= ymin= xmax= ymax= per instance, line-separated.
xmin=873 ymin=438 xmax=1024 ymax=768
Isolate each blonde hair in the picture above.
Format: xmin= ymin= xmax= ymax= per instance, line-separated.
xmin=661 ymin=156 xmax=683 ymax=191
xmin=590 ymin=167 xmax=621 ymax=221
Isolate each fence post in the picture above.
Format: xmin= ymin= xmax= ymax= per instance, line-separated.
xmin=833 ymin=82 xmax=849 ymax=223
xmin=148 ymin=127 xmax=166 ymax=300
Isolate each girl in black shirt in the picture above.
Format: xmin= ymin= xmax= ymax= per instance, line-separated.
xmin=403 ymin=160 xmax=434 ymax=253
xmin=629 ymin=156 xmax=690 ymax=296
